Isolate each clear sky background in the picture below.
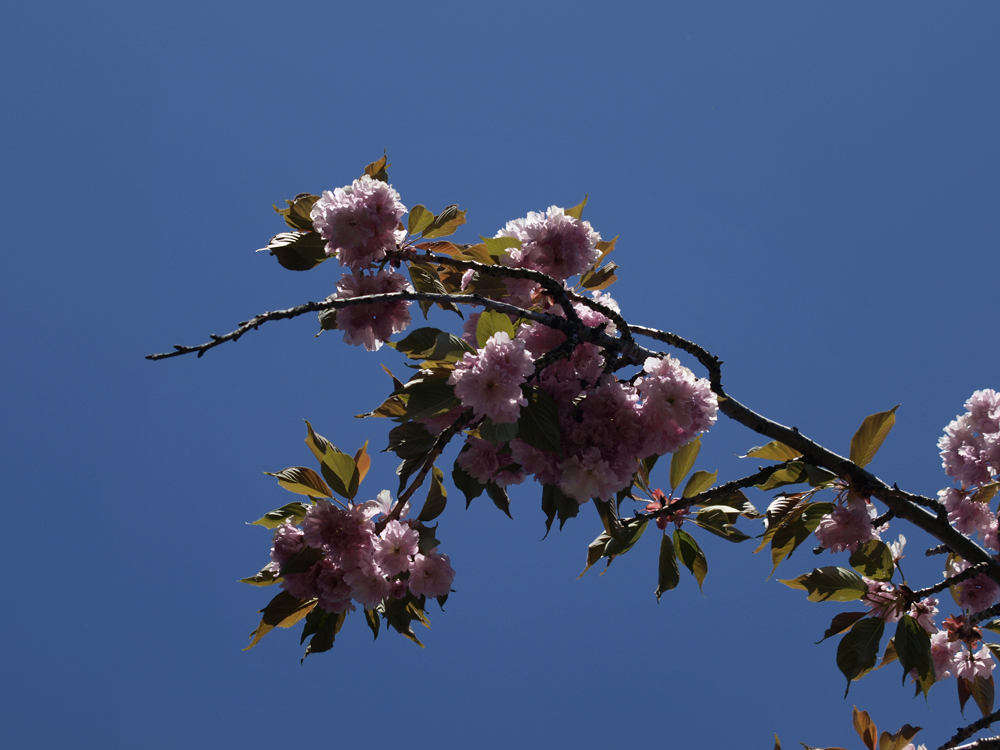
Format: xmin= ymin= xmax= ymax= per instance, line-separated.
xmin=2 ymin=2 xmax=998 ymax=748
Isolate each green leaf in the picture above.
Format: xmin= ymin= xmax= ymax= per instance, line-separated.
xmin=273 ymin=193 xmax=320 ymax=231
xmin=250 ymin=500 xmax=313 ymax=529
xmin=655 ymin=533 xmax=681 ymax=600
xmin=670 ymin=436 xmax=701 ymax=493
xmin=741 ymin=441 xmax=802 ymax=461
xmin=682 ymin=469 xmax=717 ymax=499
xmin=815 ymin=611 xmax=870 ymax=643
xmin=381 ymin=594 xmax=426 ymax=647
xmin=319 ymin=448 xmax=361 ymax=501
xmin=364 ymin=608 xmax=380 ymax=641
xmin=257 ymin=230 xmax=328 ymax=271
xmin=277 ymin=543 xmax=323 ymax=576
xmin=265 ymin=466 xmax=332 ymax=498
xmin=849 ymin=406 xmax=899 ymax=468
xmin=850 ymin=540 xmax=895 ymax=582
xmin=603 ymin=518 xmax=648 ymax=560
xmin=541 ymin=483 xmax=580 ymax=537
xmin=245 ymin=591 xmax=317 ymax=650
xmin=564 ymin=195 xmax=588 ymax=220
xmin=580 ymin=531 xmax=613 ymax=578
xmin=417 ymin=467 xmax=447 ymax=522
xmin=300 ymin=607 xmax=347 ymax=660
xmin=303 ymin=420 xmax=333 ymax=463
xmin=972 ymin=482 xmax=1000 ymax=506
xmin=421 ymin=205 xmax=467 ymax=239
xmin=403 ymin=375 xmax=460 ymax=422
xmin=486 ymin=481 xmax=512 ymax=518
xmin=755 ymin=462 xmax=809 ymax=491
xmin=983 ymin=620 xmax=1000 ymax=637
xmin=894 ymin=615 xmax=934 ymax=697
xmin=478 ymin=417 xmax=518 ymax=444
xmin=476 ymin=310 xmax=516 ymax=348
xmin=408 ymin=205 xmax=435 ymax=235
xmin=481 ymin=236 xmax=521 ymax=257
xmin=452 ymin=458 xmax=486 ymax=507
xmin=779 ymin=566 xmax=867 ymax=602
xmin=766 ymin=501 xmax=833 ymax=576
xmin=240 ymin=562 xmax=282 ymax=587
xmin=386 ymin=421 xmax=438 ymax=460
xmin=836 ymin=618 xmax=885 ymax=694
xmin=673 ymin=528 xmax=708 ymax=592
xmin=407 ymin=262 xmax=462 ymax=319
xmin=393 ymin=327 xmax=476 ymax=362
xmin=517 ymin=386 xmax=562 ymax=455
xmin=963 ymin=674 xmax=995 ymax=718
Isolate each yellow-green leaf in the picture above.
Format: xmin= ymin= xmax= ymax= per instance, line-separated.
xmin=670 ymin=436 xmax=701 ymax=493
xmin=564 ymin=195 xmax=588 ymax=220
xmin=245 ymin=591 xmax=317 ymax=650
xmin=683 ymin=469 xmax=717 ymax=499
xmin=408 ymin=205 xmax=434 ymax=235
xmin=741 ymin=441 xmax=802 ymax=461
xmin=849 ymin=406 xmax=899 ymax=468
xmin=265 ymin=466 xmax=332 ymax=498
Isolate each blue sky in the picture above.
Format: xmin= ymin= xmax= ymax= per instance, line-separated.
xmin=2 ymin=2 xmax=998 ymax=748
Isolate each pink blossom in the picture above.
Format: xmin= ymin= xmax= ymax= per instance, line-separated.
xmin=558 ymin=447 xmax=616 ymax=503
xmin=301 ymin=500 xmax=375 ymax=569
xmin=343 ymin=552 xmax=391 ymax=609
xmin=270 ymin=520 xmax=304 ymax=568
xmin=448 ymin=331 xmax=535 ymax=424
xmin=375 ymin=520 xmax=420 ymax=577
xmin=310 ymin=176 xmax=407 ymax=269
xmin=509 ymin=438 xmax=562 ymax=487
xmin=332 ymin=269 xmax=413 ymax=351
xmin=947 ymin=557 xmax=1000 ymax=614
xmin=941 ymin=487 xmax=998 ymax=550
xmin=930 ymin=630 xmax=963 ymax=681
xmin=954 ymin=643 xmax=996 ymax=683
xmin=419 ymin=405 xmax=466 ymax=436
xmin=355 ymin=489 xmax=410 ymax=521
xmin=495 ymin=206 xmax=601 ymax=282
xmin=315 ymin=556 xmax=355 ymax=614
xmin=408 ymin=550 xmax=456 ymax=599
xmin=281 ymin=564 xmax=321 ymax=601
xmin=863 ymin=579 xmax=905 ymax=623
xmin=457 ymin=437 xmax=525 ymax=487
xmin=814 ymin=497 xmax=880 ymax=553
xmin=939 ymin=390 xmax=1000 ymax=487
xmin=637 ymin=355 xmax=718 ymax=456
xmin=909 ymin=597 xmax=939 ymax=633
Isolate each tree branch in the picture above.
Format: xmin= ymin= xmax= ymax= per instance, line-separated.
xmin=937 ymin=709 xmax=1000 ymax=750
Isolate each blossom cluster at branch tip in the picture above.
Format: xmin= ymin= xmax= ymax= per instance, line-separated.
xmin=311 ymin=176 xmax=407 ymax=270
xmin=814 ymin=496 xmax=881 ymax=554
xmin=939 ymin=389 xmax=1000 ymax=487
xmin=495 ymin=206 xmax=601 ymax=282
xmin=273 ymin=493 xmax=454 ymax=615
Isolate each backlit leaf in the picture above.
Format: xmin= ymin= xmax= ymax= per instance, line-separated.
xmin=836 ymin=618 xmax=885 ymax=694
xmin=852 ymin=706 xmax=877 ymax=750
xmin=673 ymin=528 xmax=708 ymax=592
xmin=779 ymin=566 xmax=867 ymax=602
xmin=245 ymin=591 xmax=317 ymax=650
xmin=265 ymin=466 xmax=332 ymax=498
xmin=417 ymin=467 xmax=447 ymax=522
xmin=421 ymin=205 xmax=467 ymax=239
xmin=541 ymin=484 xmax=580 ymax=537
xmin=564 ymin=195 xmax=588 ymax=220
xmin=257 ymin=230 xmax=328 ymax=271
xmin=670 ymin=436 xmax=701 ymax=493
xmin=408 ymin=205 xmax=435 ymax=235
xmin=683 ymin=469 xmax=717 ymax=499
xmin=741 ymin=441 xmax=802 ymax=462
xmin=849 ymin=540 xmax=895 ymax=582
xmin=273 ymin=193 xmax=320 ymax=232
xmin=320 ymin=449 xmax=360 ymax=501
xmin=655 ymin=533 xmax=680 ymax=600
xmin=849 ymin=406 xmax=899 ymax=468
xmin=816 ymin=611 xmax=869 ymax=644
xmin=250 ymin=500 xmax=313 ymax=529
xmin=240 ymin=562 xmax=282 ymax=587
xmin=476 ymin=309 xmax=516 ymax=348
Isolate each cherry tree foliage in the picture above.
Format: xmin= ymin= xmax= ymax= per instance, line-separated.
xmin=150 ymin=156 xmax=1000 ymax=750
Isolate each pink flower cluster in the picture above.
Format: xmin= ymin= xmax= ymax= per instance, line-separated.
xmin=939 ymin=389 xmax=1000 ymax=487
xmin=452 ymin=306 xmax=718 ymax=503
xmin=331 ymin=269 xmax=413 ymax=351
xmin=930 ymin=630 xmax=996 ymax=683
xmin=946 ymin=556 xmax=1000 ymax=615
xmin=495 ymin=206 xmax=601 ymax=283
xmin=862 ymin=578 xmax=937 ymax=630
xmin=941 ymin=487 xmax=999 ymax=552
xmin=270 ymin=493 xmax=454 ymax=614
xmin=448 ymin=331 xmax=535 ymax=424
xmin=814 ymin=497 xmax=882 ymax=553
xmin=311 ymin=176 xmax=407 ymax=270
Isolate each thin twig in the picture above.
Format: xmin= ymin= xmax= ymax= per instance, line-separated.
xmin=937 ymin=709 xmax=1000 ymax=750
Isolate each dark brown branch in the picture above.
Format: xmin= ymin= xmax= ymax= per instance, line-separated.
xmin=636 ymin=462 xmax=794 ymax=521
xmin=910 ymin=562 xmax=990 ymax=600
xmin=630 ymin=321 xmax=1000 ymax=586
xmin=937 ymin=709 xmax=1000 ymax=750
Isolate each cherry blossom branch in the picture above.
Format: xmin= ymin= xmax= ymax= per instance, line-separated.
xmin=628 ymin=322 xmax=1000 ymax=586
xmin=633 ymin=462 xmax=795 ymax=522
xmin=374 ymin=409 xmax=473 ymax=535
xmin=146 ymin=290 xmax=657 ymax=362
xmin=937 ymin=710 xmax=1000 ymax=750
xmin=969 ymin=603 xmax=1000 ymax=626
xmin=910 ymin=562 xmax=991 ymax=600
